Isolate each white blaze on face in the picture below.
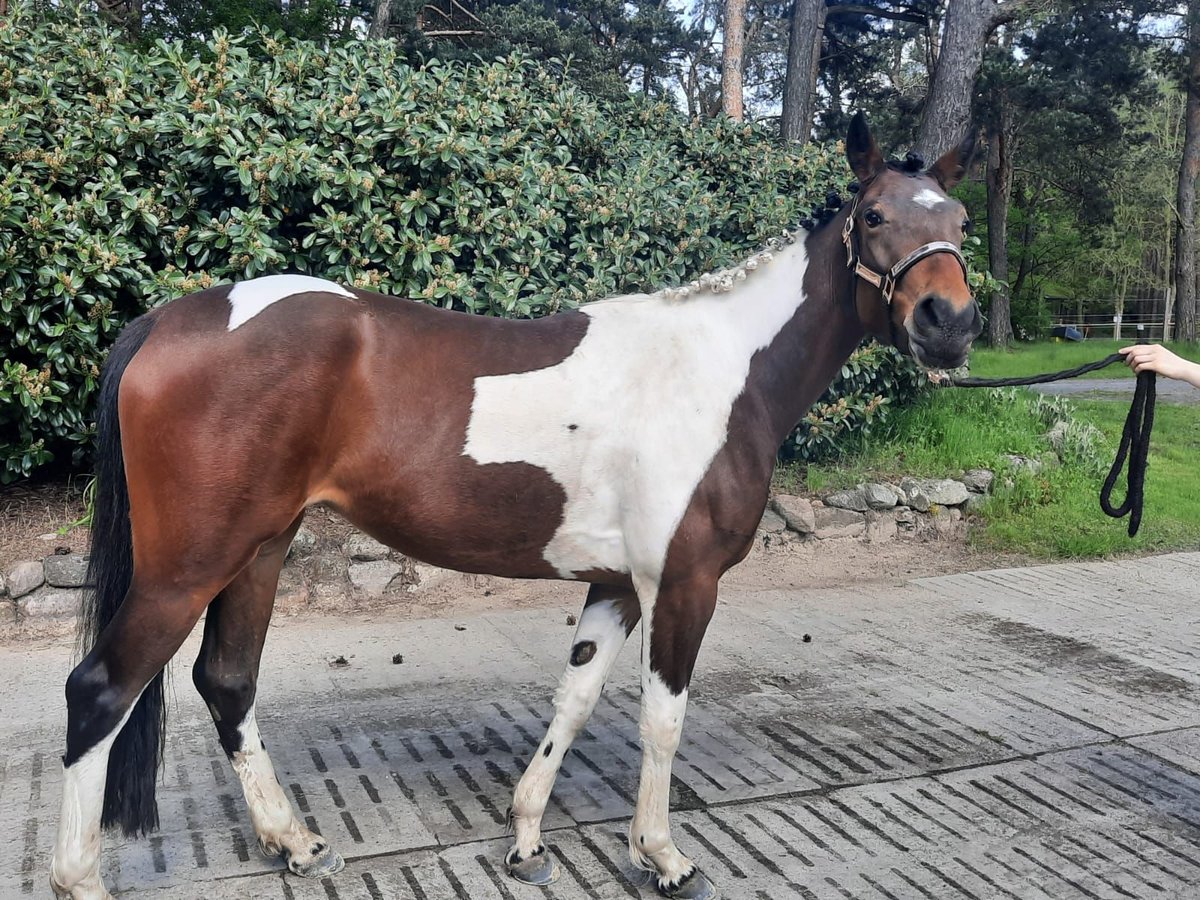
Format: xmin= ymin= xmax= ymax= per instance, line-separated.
xmin=912 ymin=188 xmax=950 ymax=210
xmin=462 ymin=242 xmax=811 ymax=581
xmin=227 ymin=275 xmax=355 ymax=331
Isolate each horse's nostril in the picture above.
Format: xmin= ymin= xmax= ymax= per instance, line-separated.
xmin=915 ymin=295 xmax=948 ymax=331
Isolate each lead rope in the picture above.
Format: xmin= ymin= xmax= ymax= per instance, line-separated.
xmin=948 ymin=353 xmax=1156 ymax=537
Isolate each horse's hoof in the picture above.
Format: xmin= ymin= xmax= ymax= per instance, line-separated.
xmin=287 ymin=843 xmax=345 ymax=878
xmin=505 ymin=845 xmax=560 ymax=885
xmin=658 ymin=867 xmax=719 ymax=900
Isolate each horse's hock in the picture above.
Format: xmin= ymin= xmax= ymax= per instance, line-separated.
xmin=0 ymin=472 xmax=991 ymax=627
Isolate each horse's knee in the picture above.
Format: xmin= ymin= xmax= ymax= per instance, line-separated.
xmin=192 ymin=659 xmax=255 ymax=754
xmin=63 ymin=658 xmax=128 ymax=765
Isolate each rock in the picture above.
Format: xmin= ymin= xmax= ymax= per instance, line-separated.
xmin=0 ymin=571 xmax=5 ymax=598
xmin=900 ymin=478 xmax=931 ymax=512
xmin=18 ymin=588 xmax=81 ymax=619
xmin=960 ymin=469 xmax=994 ymax=494
xmin=813 ymin=507 xmax=866 ymax=540
xmin=288 ymin=525 xmax=318 ymax=559
xmin=412 ymin=562 xmax=452 ymax=591
xmin=345 ymin=532 xmax=391 ymax=562
xmin=863 ymin=483 xmax=899 ymax=510
xmin=0 ymin=600 xmax=14 ymax=627
xmin=771 ymin=495 xmax=816 ymax=534
xmin=825 ymin=487 xmax=870 ymax=512
xmin=963 ymin=493 xmax=988 ymax=514
xmin=1004 ymin=454 xmax=1043 ymax=475
xmin=43 ymin=553 xmax=89 ymax=588
xmin=865 ymin=511 xmax=897 ymax=543
xmin=924 ymin=479 xmax=971 ymax=507
xmin=6 ymin=561 xmax=45 ymax=599
xmin=759 ymin=509 xmax=787 ymax=534
xmin=348 ymin=560 xmax=403 ymax=595
xmin=930 ymin=507 xmax=964 ymax=539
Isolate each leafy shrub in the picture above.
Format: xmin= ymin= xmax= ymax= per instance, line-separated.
xmin=1 ymin=5 xmax=908 ymax=481
xmin=782 ymin=343 xmax=927 ymax=463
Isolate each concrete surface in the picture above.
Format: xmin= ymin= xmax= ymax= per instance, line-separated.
xmin=1034 ymin=377 xmax=1200 ymax=405
xmin=3 ymin=553 xmax=1200 ymax=899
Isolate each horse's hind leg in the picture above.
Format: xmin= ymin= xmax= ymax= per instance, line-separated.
xmin=506 ymin=584 xmax=640 ymax=885
xmin=52 ymin=567 xmax=242 ymax=900
xmin=192 ymin=516 xmax=343 ymax=878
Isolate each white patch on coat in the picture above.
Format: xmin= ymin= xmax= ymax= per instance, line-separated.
xmin=629 ymin=669 xmax=693 ymax=883
xmin=229 ymin=706 xmax=313 ymax=856
xmin=912 ymin=188 xmax=949 ymax=210
xmin=463 ymin=242 xmax=810 ymax=580
xmin=51 ymin=701 xmax=138 ymax=898
xmin=227 ymin=275 xmax=355 ymax=331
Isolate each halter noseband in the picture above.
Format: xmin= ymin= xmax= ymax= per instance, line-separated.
xmin=840 ymin=192 xmax=968 ymax=307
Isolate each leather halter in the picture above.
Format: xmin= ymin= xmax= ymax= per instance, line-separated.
xmin=841 ymin=192 xmax=968 ymax=306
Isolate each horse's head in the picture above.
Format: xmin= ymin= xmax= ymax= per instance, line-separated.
xmin=842 ymin=112 xmax=983 ymax=369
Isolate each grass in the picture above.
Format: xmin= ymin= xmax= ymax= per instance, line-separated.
xmin=969 ymin=339 xmax=1200 ymax=381
xmin=779 ymin=386 xmax=1200 ymax=559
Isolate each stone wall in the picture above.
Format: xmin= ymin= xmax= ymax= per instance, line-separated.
xmin=1 ymin=470 xmax=993 ymax=627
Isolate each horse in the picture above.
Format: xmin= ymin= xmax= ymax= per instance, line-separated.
xmin=49 ymin=112 xmax=981 ymax=900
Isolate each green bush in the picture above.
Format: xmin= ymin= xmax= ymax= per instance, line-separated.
xmin=783 ymin=342 xmax=928 ymax=463
xmin=1 ymin=5 xmax=913 ymax=482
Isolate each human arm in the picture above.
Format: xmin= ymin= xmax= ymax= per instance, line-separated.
xmin=1119 ymin=345 xmax=1200 ymax=388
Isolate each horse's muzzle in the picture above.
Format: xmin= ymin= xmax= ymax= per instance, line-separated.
xmin=909 ymin=295 xmax=982 ymax=368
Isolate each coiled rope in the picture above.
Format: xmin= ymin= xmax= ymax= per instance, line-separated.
xmin=950 ymin=353 xmax=1156 ymax=537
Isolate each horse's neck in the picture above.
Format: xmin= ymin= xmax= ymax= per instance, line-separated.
xmin=743 ymin=214 xmax=865 ymax=446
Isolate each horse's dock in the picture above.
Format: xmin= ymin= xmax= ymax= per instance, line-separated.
xmin=6 ymin=553 xmax=1200 ymax=899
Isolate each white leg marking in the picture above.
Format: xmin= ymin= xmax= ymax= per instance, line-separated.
xmin=229 ymin=705 xmax=339 ymax=876
xmin=231 ymin=706 xmax=301 ymax=852
xmin=630 ymin=669 xmax=695 ymax=886
xmin=226 ymin=275 xmax=355 ymax=331
xmin=51 ymin=703 xmax=138 ymax=900
xmin=510 ymin=598 xmax=632 ymax=857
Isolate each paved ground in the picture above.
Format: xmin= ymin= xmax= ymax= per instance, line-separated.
xmin=1035 ymin=378 xmax=1200 ymax=405
xmin=4 ymin=553 xmax=1200 ymax=899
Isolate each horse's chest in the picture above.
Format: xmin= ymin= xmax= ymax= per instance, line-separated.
xmin=462 ymin=302 xmax=757 ymax=580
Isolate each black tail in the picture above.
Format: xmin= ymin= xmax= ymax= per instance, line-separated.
xmin=78 ymin=312 xmax=163 ymax=836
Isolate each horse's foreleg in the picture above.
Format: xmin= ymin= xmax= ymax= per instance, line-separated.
xmin=192 ymin=519 xmax=343 ymax=879
xmin=506 ymin=584 xmax=640 ymax=885
xmin=51 ymin=579 xmax=220 ymax=900
xmin=628 ymin=574 xmax=719 ymax=900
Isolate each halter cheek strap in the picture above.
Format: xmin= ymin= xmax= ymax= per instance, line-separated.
xmin=841 ymin=194 xmax=968 ymax=306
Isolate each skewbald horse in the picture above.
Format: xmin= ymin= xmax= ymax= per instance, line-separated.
xmin=51 ymin=114 xmax=981 ymax=900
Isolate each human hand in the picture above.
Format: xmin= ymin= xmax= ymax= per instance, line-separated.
xmin=1118 ymin=344 xmax=1199 ymax=384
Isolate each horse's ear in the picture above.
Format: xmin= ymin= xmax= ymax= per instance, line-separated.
xmin=928 ymin=129 xmax=977 ymax=190
xmin=846 ymin=111 xmax=885 ymax=183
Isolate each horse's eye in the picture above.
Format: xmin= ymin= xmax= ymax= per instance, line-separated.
xmin=864 ymin=210 xmax=883 ymax=228
xmin=963 ymin=219 xmax=973 ymax=234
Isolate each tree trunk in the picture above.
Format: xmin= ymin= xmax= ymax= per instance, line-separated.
xmin=369 ymin=0 xmax=395 ymax=38
xmin=986 ymin=114 xmax=1015 ymax=346
xmin=1175 ymin=1 xmax=1200 ymax=343
xmin=1009 ymin=177 xmax=1039 ymax=306
xmin=721 ymin=0 xmax=747 ymax=120
xmin=914 ymin=0 xmax=998 ymax=158
xmin=780 ymin=0 xmax=825 ymax=141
